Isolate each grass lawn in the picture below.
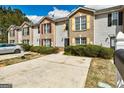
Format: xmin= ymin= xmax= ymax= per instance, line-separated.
xmin=85 ymin=58 xmax=116 ymax=88
xmin=0 ymin=52 xmax=44 ymax=67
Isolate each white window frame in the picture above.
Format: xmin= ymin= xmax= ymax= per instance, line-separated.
xmin=44 ymin=23 xmax=50 ymax=34
xmin=75 ymin=37 xmax=87 ymax=45
xmin=75 ymin=15 xmax=86 ymax=31
xmin=112 ymin=12 xmax=118 ymax=25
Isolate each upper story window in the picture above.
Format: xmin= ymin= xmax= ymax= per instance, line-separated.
xmin=75 ymin=16 xmax=86 ymax=31
xmin=108 ymin=11 xmax=123 ymax=26
xmin=22 ymin=27 xmax=29 ymax=36
xmin=112 ymin=12 xmax=118 ymax=25
xmin=43 ymin=23 xmax=51 ymax=34
xmin=10 ymin=30 xmax=15 ymax=37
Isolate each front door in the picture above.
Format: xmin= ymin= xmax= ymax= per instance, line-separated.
xmin=64 ymin=38 xmax=69 ymax=47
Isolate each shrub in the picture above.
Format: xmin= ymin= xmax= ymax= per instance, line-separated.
xmin=64 ymin=45 xmax=114 ymax=59
xmin=19 ymin=44 xmax=32 ymax=51
xmin=84 ymin=45 xmax=102 ymax=57
xmin=30 ymin=46 xmax=41 ymax=52
xmin=99 ymin=47 xmax=114 ymax=59
xmin=39 ymin=47 xmax=59 ymax=54
xmin=30 ymin=46 xmax=59 ymax=54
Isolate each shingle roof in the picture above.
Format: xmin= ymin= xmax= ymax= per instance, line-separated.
xmin=95 ymin=5 xmax=124 ymax=15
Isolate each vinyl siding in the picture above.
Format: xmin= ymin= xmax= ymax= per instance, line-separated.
xmin=94 ymin=13 xmax=123 ymax=47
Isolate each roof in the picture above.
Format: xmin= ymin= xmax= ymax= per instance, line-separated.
xmin=7 ymin=25 xmax=20 ymax=31
xmin=38 ymin=16 xmax=55 ymax=24
xmin=20 ymin=21 xmax=33 ymax=27
xmin=29 ymin=16 xmax=43 ymax=24
xmin=67 ymin=6 xmax=95 ymax=18
xmin=95 ymin=5 xmax=124 ymax=15
xmin=54 ymin=17 xmax=67 ymax=22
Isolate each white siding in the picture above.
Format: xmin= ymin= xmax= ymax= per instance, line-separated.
xmin=8 ymin=31 xmax=10 ymax=44
xmin=55 ymin=23 xmax=68 ymax=47
xmin=32 ymin=27 xmax=40 ymax=46
xmin=94 ymin=13 xmax=122 ymax=47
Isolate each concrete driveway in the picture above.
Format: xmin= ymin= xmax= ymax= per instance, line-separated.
xmin=0 ymin=54 xmax=91 ymax=88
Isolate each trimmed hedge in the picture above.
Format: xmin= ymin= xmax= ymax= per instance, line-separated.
xmin=30 ymin=46 xmax=59 ymax=54
xmin=19 ymin=44 xmax=32 ymax=51
xmin=64 ymin=45 xmax=114 ymax=59
xmin=18 ymin=44 xmax=59 ymax=54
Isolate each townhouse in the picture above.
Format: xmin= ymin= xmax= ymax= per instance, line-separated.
xmin=68 ymin=7 xmax=95 ymax=46
xmin=55 ymin=17 xmax=68 ymax=47
xmin=8 ymin=17 xmax=42 ymax=46
xmin=39 ymin=17 xmax=55 ymax=47
xmin=8 ymin=5 xmax=124 ymax=48
xmin=7 ymin=25 xmax=22 ymax=44
xmin=94 ymin=5 xmax=124 ymax=48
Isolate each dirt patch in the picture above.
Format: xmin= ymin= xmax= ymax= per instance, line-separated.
xmin=0 ymin=52 xmax=44 ymax=67
xmin=85 ymin=58 xmax=116 ymax=88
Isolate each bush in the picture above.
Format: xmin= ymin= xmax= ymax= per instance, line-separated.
xmin=84 ymin=45 xmax=102 ymax=57
xmin=64 ymin=45 xmax=86 ymax=56
xmin=99 ymin=47 xmax=114 ymax=59
xmin=30 ymin=46 xmax=59 ymax=54
xmin=30 ymin=46 xmax=41 ymax=52
xmin=19 ymin=44 xmax=32 ymax=51
xmin=64 ymin=45 xmax=114 ymax=59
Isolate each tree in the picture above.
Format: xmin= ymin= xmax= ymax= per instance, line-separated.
xmin=0 ymin=6 xmax=30 ymax=43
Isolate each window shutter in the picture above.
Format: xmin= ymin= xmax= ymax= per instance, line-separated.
xmin=41 ymin=24 xmax=43 ymax=34
xmin=50 ymin=39 xmax=51 ymax=46
xmin=119 ymin=12 xmax=123 ymax=25
xmin=41 ymin=39 xmax=43 ymax=46
xmin=86 ymin=15 xmax=90 ymax=30
xmin=49 ymin=23 xmax=51 ymax=33
xmin=108 ymin=13 xmax=112 ymax=26
xmin=72 ymin=18 xmax=75 ymax=31
xmin=27 ymin=27 xmax=29 ymax=35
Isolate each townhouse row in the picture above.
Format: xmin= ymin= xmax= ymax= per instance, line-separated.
xmin=8 ymin=5 xmax=124 ymax=48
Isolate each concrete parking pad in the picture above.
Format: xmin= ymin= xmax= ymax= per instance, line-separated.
xmin=0 ymin=54 xmax=91 ymax=88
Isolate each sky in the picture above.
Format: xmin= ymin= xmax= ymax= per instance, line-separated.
xmin=5 ymin=5 xmax=78 ymax=16
xmin=3 ymin=5 xmax=116 ymax=23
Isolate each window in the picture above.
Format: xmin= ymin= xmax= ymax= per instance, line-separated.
xmin=112 ymin=12 xmax=118 ymax=25
xmin=22 ymin=27 xmax=29 ymax=36
xmin=22 ymin=39 xmax=29 ymax=44
xmin=81 ymin=16 xmax=87 ymax=30
xmin=10 ymin=40 xmax=15 ymax=44
xmin=6 ymin=44 xmax=16 ymax=47
xmin=10 ymin=30 xmax=15 ymax=37
xmin=75 ymin=17 xmax=80 ymax=31
xmin=43 ymin=23 xmax=51 ymax=34
xmin=0 ymin=44 xmax=6 ymax=47
xmin=75 ymin=16 xmax=87 ymax=31
xmin=43 ymin=39 xmax=51 ymax=47
xmin=75 ymin=37 xmax=87 ymax=45
xmin=108 ymin=12 xmax=123 ymax=26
